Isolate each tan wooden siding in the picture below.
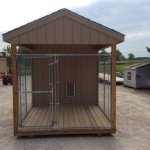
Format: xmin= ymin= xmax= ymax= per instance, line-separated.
xmin=32 ymin=57 xmax=98 ymax=106
xmin=37 ymin=25 xmax=46 ymax=44
xmin=91 ymin=29 xmax=99 ymax=44
xmin=19 ymin=33 xmax=28 ymax=43
xmin=58 ymin=56 xmax=98 ymax=105
xmin=56 ymin=18 xmax=64 ymax=44
xmin=29 ymin=29 xmax=37 ymax=44
xmin=64 ymin=17 xmax=72 ymax=44
xmin=46 ymin=21 xmax=55 ymax=44
xmin=32 ymin=45 xmax=98 ymax=106
xmin=82 ymin=25 xmax=90 ymax=44
xmin=8 ymin=17 xmax=119 ymax=45
xmin=73 ymin=21 xmax=81 ymax=44
xmin=99 ymin=32 xmax=107 ymax=44
xmin=32 ymin=58 xmax=49 ymax=106
xmin=108 ymin=37 xmax=116 ymax=44
xmin=8 ymin=36 xmax=19 ymax=44
xmin=3 ymin=9 xmax=124 ymax=42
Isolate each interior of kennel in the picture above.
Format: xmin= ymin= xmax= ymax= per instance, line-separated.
xmin=17 ymin=54 xmax=112 ymax=131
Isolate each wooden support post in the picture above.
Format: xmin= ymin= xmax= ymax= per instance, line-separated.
xmin=11 ymin=44 xmax=18 ymax=135
xmin=111 ymin=44 xmax=116 ymax=131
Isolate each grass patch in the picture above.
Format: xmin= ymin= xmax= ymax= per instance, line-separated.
xmin=116 ymin=59 xmax=150 ymax=74
xmin=99 ymin=62 xmax=111 ymax=74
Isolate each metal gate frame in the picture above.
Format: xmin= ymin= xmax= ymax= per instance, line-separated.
xmin=17 ymin=54 xmax=112 ymax=130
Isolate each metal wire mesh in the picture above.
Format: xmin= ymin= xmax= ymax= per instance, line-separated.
xmin=17 ymin=57 xmax=33 ymax=126
xmin=17 ymin=54 xmax=112 ymax=130
xmin=98 ymin=55 xmax=112 ymax=121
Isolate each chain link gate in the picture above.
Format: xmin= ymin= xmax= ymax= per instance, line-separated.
xmin=17 ymin=54 xmax=112 ymax=130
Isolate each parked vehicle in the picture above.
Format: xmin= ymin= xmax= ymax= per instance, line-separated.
xmin=116 ymin=72 xmax=123 ymax=78
xmin=1 ymin=73 xmax=12 ymax=85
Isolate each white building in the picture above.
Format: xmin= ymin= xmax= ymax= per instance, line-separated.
xmin=124 ymin=63 xmax=150 ymax=88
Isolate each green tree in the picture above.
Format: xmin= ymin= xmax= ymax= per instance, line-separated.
xmin=99 ymin=49 xmax=109 ymax=55
xmin=1 ymin=45 xmax=30 ymax=67
xmin=121 ymin=55 xmax=125 ymax=61
xmin=2 ymin=45 xmax=11 ymax=56
xmin=17 ymin=47 xmax=30 ymax=54
xmin=2 ymin=45 xmax=12 ymax=66
xmin=146 ymin=46 xmax=150 ymax=53
xmin=128 ymin=53 xmax=135 ymax=60
xmin=116 ymin=50 xmax=125 ymax=61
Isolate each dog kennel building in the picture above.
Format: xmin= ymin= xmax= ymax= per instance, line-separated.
xmin=3 ymin=9 xmax=125 ymax=136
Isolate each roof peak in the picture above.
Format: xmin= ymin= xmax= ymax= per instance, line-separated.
xmin=3 ymin=8 xmax=125 ymax=36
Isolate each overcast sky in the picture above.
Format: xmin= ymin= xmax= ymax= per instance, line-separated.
xmin=0 ymin=0 xmax=150 ymax=57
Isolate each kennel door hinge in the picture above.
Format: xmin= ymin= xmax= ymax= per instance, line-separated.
xmin=49 ymin=60 xmax=59 ymax=65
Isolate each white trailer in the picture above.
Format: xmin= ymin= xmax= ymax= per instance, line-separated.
xmin=123 ymin=63 xmax=150 ymax=88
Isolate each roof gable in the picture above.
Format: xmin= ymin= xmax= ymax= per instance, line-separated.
xmin=3 ymin=9 xmax=125 ymax=44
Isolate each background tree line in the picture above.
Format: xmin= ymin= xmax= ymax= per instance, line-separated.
xmin=99 ymin=49 xmax=135 ymax=61
xmin=2 ymin=45 xmax=150 ymax=65
xmin=2 ymin=45 xmax=30 ymax=67
xmin=99 ymin=46 xmax=150 ymax=61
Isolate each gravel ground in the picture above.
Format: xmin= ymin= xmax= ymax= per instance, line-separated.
xmin=0 ymin=79 xmax=150 ymax=150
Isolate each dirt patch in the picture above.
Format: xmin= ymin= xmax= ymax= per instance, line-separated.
xmin=0 ymin=80 xmax=150 ymax=150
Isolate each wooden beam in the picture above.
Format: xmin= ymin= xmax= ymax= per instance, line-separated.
xmin=11 ymin=44 xmax=18 ymax=135
xmin=111 ymin=44 xmax=116 ymax=131
xmin=16 ymin=128 xmax=116 ymax=136
xmin=19 ymin=44 xmax=35 ymax=51
xmin=94 ymin=44 xmax=109 ymax=51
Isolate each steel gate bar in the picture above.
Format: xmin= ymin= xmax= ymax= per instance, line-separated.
xmin=104 ymin=57 xmax=106 ymax=112
xmin=24 ymin=58 xmax=27 ymax=114
xmin=108 ymin=60 xmax=110 ymax=120
xmin=50 ymin=57 xmax=54 ymax=126
xmin=48 ymin=57 xmax=51 ymax=127
xmin=56 ymin=56 xmax=60 ymax=125
xmin=54 ymin=56 xmax=56 ymax=126
xmin=19 ymin=59 xmax=22 ymax=126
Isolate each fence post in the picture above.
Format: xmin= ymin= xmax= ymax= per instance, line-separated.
xmin=11 ymin=44 xmax=18 ymax=135
xmin=111 ymin=44 xmax=116 ymax=132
